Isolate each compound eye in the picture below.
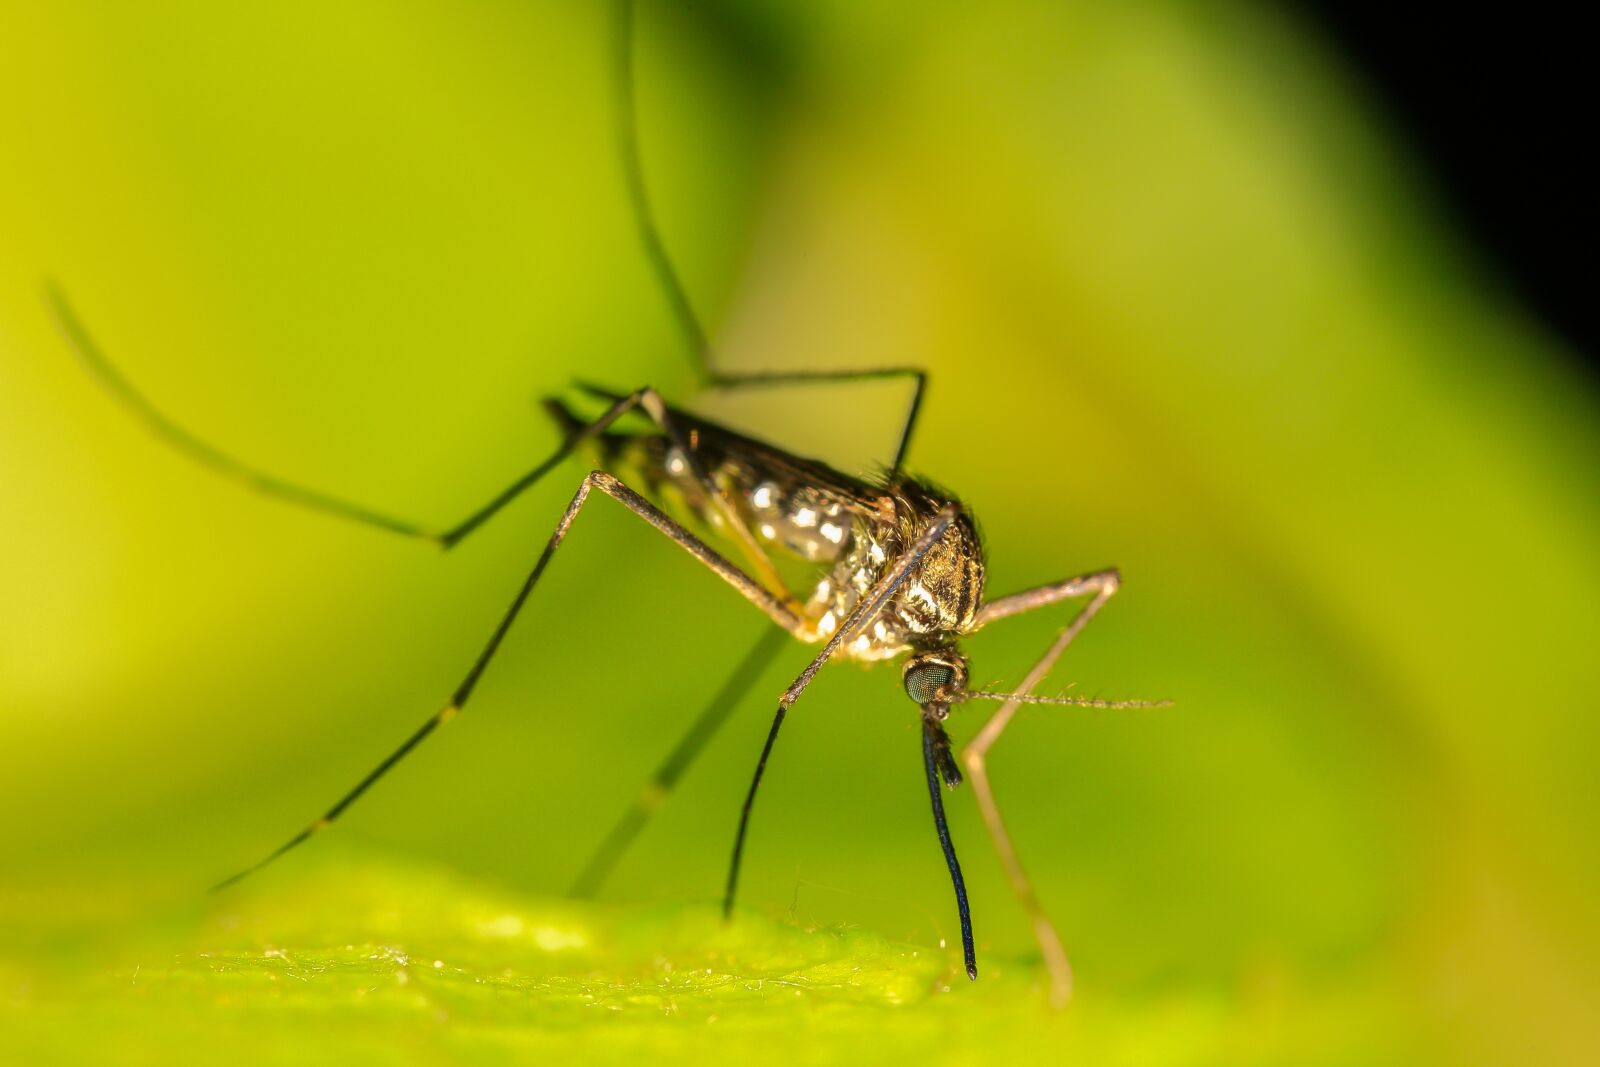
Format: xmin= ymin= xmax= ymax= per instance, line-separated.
xmin=904 ymin=663 xmax=955 ymax=704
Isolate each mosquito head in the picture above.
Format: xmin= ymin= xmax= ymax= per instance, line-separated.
xmin=902 ymin=648 xmax=969 ymax=706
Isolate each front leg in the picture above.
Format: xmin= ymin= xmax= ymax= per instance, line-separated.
xmin=961 ymin=569 xmax=1121 ymax=1007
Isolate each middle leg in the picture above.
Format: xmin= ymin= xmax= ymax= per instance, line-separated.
xmin=210 ymin=470 xmax=803 ymax=891
xmin=568 ymin=623 xmax=790 ymax=898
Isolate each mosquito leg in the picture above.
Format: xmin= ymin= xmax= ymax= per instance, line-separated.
xmin=970 ymin=567 xmax=1121 ymax=631
xmin=210 ymin=470 xmax=805 ymax=891
xmin=569 ymin=624 xmax=790 ymax=898
xmin=611 ymin=0 xmax=713 ymax=375
xmin=722 ymin=503 xmax=965 ymax=918
xmin=47 ymin=284 xmax=669 ymax=551
xmin=699 ymin=368 xmax=928 ymax=477
xmin=435 ymin=390 xmax=659 ymax=547
xmin=47 ymin=284 xmax=437 ymax=540
xmin=637 ymin=391 xmax=804 ymax=611
xmin=613 ymin=5 xmax=928 ymax=475
xmin=573 ymin=382 xmax=805 ymax=612
xmin=959 ymin=572 xmax=1120 ymax=1007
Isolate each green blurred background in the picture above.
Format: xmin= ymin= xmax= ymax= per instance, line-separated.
xmin=2 ymin=2 xmax=1596 ymax=1064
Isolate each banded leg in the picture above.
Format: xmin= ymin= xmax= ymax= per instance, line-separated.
xmin=700 ymin=369 xmax=927 ymax=477
xmin=560 ymin=373 xmax=930 ymax=898
xmin=722 ymin=504 xmax=965 ymax=918
xmin=51 ymin=284 xmax=801 ymax=615
xmin=611 ymin=6 xmax=927 ymax=476
xmin=47 ymin=284 xmax=666 ymax=551
xmin=568 ymin=623 xmax=790 ymax=897
xmin=611 ymin=0 xmax=709 ymax=372
xmin=559 ymin=370 xmax=922 ymax=893
xmin=961 ymin=568 xmax=1121 ymax=1007
xmin=633 ymin=390 xmax=803 ymax=613
xmin=569 ymin=383 xmax=814 ymax=616
xmin=210 ymin=470 xmax=804 ymax=891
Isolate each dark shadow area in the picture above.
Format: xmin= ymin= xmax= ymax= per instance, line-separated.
xmin=1300 ymin=5 xmax=1596 ymax=374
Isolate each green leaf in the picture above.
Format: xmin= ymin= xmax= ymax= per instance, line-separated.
xmin=2 ymin=857 xmax=1410 ymax=1066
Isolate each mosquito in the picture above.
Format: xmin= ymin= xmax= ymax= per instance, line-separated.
xmin=45 ymin=1 xmax=1167 ymax=1007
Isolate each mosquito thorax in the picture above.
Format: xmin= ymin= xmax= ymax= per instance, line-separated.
xmin=902 ymin=650 xmax=969 ymax=705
